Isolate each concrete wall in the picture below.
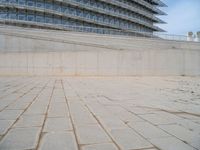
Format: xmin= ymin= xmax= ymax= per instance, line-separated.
xmin=0 ymin=27 xmax=200 ymax=76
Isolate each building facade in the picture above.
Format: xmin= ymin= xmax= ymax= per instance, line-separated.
xmin=0 ymin=0 xmax=166 ymax=35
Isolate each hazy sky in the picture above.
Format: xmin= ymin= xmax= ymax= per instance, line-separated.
xmin=157 ymin=0 xmax=200 ymax=35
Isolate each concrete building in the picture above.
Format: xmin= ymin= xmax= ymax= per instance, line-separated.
xmin=0 ymin=0 xmax=166 ymax=35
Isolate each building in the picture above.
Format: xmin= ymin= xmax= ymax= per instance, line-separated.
xmin=0 ymin=0 xmax=166 ymax=35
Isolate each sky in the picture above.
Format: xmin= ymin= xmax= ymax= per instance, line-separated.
xmin=157 ymin=0 xmax=200 ymax=35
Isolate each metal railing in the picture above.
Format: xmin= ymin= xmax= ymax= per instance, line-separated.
xmin=0 ymin=2 xmax=161 ymax=31
xmin=0 ymin=19 xmax=199 ymax=43
xmin=152 ymin=0 xmax=167 ymax=7
xmin=0 ymin=0 xmax=164 ymax=31
xmin=130 ymin=0 xmax=166 ymax=15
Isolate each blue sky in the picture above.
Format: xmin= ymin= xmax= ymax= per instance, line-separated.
xmin=157 ymin=0 xmax=200 ymax=35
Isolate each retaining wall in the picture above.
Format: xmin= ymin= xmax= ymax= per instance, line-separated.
xmin=0 ymin=27 xmax=200 ymax=76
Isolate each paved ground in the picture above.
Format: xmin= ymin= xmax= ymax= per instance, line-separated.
xmin=0 ymin=77 xmax=200 ymax=150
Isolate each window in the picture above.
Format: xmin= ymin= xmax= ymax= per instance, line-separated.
xmin=9 ymin=9 xmax=17 ymax=19
xmin=36 ymin=12 xmax=44 ymax=22
xmin=18 ymin=0 xmax=26 ymax=5
xmin=18 ymin=10 xmax=26 ymax=20
xmin=9 ymin=0 xmax=17 ymax=4
xmin=36 ymin=0 xmax=44 ymax=8
xmin=0 ymin=9 xmax=7 ymax=19
xmin=54 ymin=2 xmax=61 ymax=12
xmin=45 ymin=0 xmax=52 ymax=9
xmin=27 ymin=11 xmax=35 ymax=21
xmin=0 ymin=0 xmax=8 ymax=4
xmin=45 ymin=14 xmax=53 ymax=23
xmin=27 ymin=0 xmax=35 ymax=7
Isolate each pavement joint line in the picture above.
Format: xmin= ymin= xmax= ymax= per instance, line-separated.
xmin=71 ymin=80 xmax=159 ymax=150
xmin=81 ymin=98 xmax=121 ymax=150
xmin=0 ymin=80 xmax=42 ymax=112
xmin=121 ymin=105 xmax=200 ymax=150
xmin=62 ymin=79 xmax=80 ymax=150
xmin=35 ymin=79 xmax=55 ymax=150
xmin=0 ymin=78 xmax=34 ymax=99
xmin=0 ymin=79 xmax=17 ymax=92
xmin=94 ymin=100 xmax=160 ymax=150
xmin=0 ymin=80 xmax=50 ymax=142
xmin=0 ymin=78 xmax=34 ymax=100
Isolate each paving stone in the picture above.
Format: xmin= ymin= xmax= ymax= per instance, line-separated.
xmin=24 ymin=101 xmax=48 ymax=115
xmin=128 ymin=121 xmax=170 ymax=139
xmin=69 ymin=102 xmax=97 ymax=125
xmin=177 ymin=113 xmax=200 ymax=121
xmin=0 ymin=120 xmax=15 ymax=135
xmin=48 ymin=102 xmax=69 ymax=117
xmin=0 ymin=77 xmax=200 ymax=150
xmin=98 ymin=116 xmax=127 ymax=130
xmin=6 ymin=102 xmax=30 ymax=110
xmin=150 ymin=137 xmax=195 ymax=150
xmin=105 ymin=106 xmax=144 ymax=122
xmin=82 ymin=143 xmax=118 ymax=150
xmin=0 ymin=99 xmax=16 ymax=110
xmin=16 ymin=96 xmax=37 ymax=103
xmin=0 ymin=127 xmax=41 ymax=150
xmin=51 ymin=97 xmax=66 ymax=103
xmin=176 ymin=119 xmax=200 ymax=134
xmin=44 ymin=117 xmax=73 ymax=132
xmin=159 ymin=124 xmax=200 ymax=149
xmin=128 ymin=106 xmax=159 ymax=115
xmin=139 ymin=112 xmax=182 ymax=125
xmin=76 ymin=124 xmax=111 ymax=144
xmin=110 ymin=128 xmax=152 ymax=150
xmin=39 ymin=132 xmax=78 ymax=150
xmin=71 ymin=112 xmax=97 ymax=126
xmin=14 ymin=115 xmax=45 ymax=128
xmin=0 ymin=110 xmax=23 ymax=120
xmin=86 ymin=102 xmax=113 ymax=117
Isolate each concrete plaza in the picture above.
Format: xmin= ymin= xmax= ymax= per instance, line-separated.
xmin=0 ymin=76 xmax=200 ymax=150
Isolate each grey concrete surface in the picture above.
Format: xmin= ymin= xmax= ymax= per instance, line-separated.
xmin=0 ymin=76 xmax=200 ymax=150
xmin=0 ymin=27 xmax=200 ymax=76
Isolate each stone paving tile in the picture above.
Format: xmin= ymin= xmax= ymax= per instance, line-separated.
xmin=128 ymin=121 xmax=171 ymax=139
xmin=48 ymin=102 xmax=69 ymax=118
xmin=43 ymin=117 xmax=73 ymax=132
xmin=24 ymin=101 xmax=49 ymax=115
xmin=0 ymin=77 xmax=200 ymax=150
xmin=110 ymin=128 xmax=153 ymax=150
xmin=176 ymin=119 xmax=200 ymax=134
xmin=39 ymin=132 xmax=78 ymax=150
xmin=139 ymin=112 xmax=182 ymax=125
xmin=97 ymin=116 xmax=127 ymax=130
xmin=51 ymin=97 xmax=66 ymax=103
xmin=0 ymin=110 xmax=23 ymax=120
xmin=85 ymin=102 xmax=112 ymax=117
xmin=150 ymin=136 xmax=195 ymax=150
xmin=6 ymin=102 xmax=30 ymax=110
xmin=177 ymin=113 xmax=200 ymax=121
xmin=69 ymin=101 xmax=97 ymax=126
xmin=75 ymin=124 xmax=111 ymax=145
xmin=105 ymin=105 xmax=144 ymax=122
xmin=0 ymin=120 xmax=15 ymax=135
xmin=126 ymin=106 xmax=158 ymax=115
xmin=0 ymin=127 xmax=41 ymax=150
xmin=14 ymin=115 xmax=45 ymax=128
xmin=81 ymin=143 xmax=118 ymax=150
xmin=159 ymin=124 xmax=200 ymax=149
